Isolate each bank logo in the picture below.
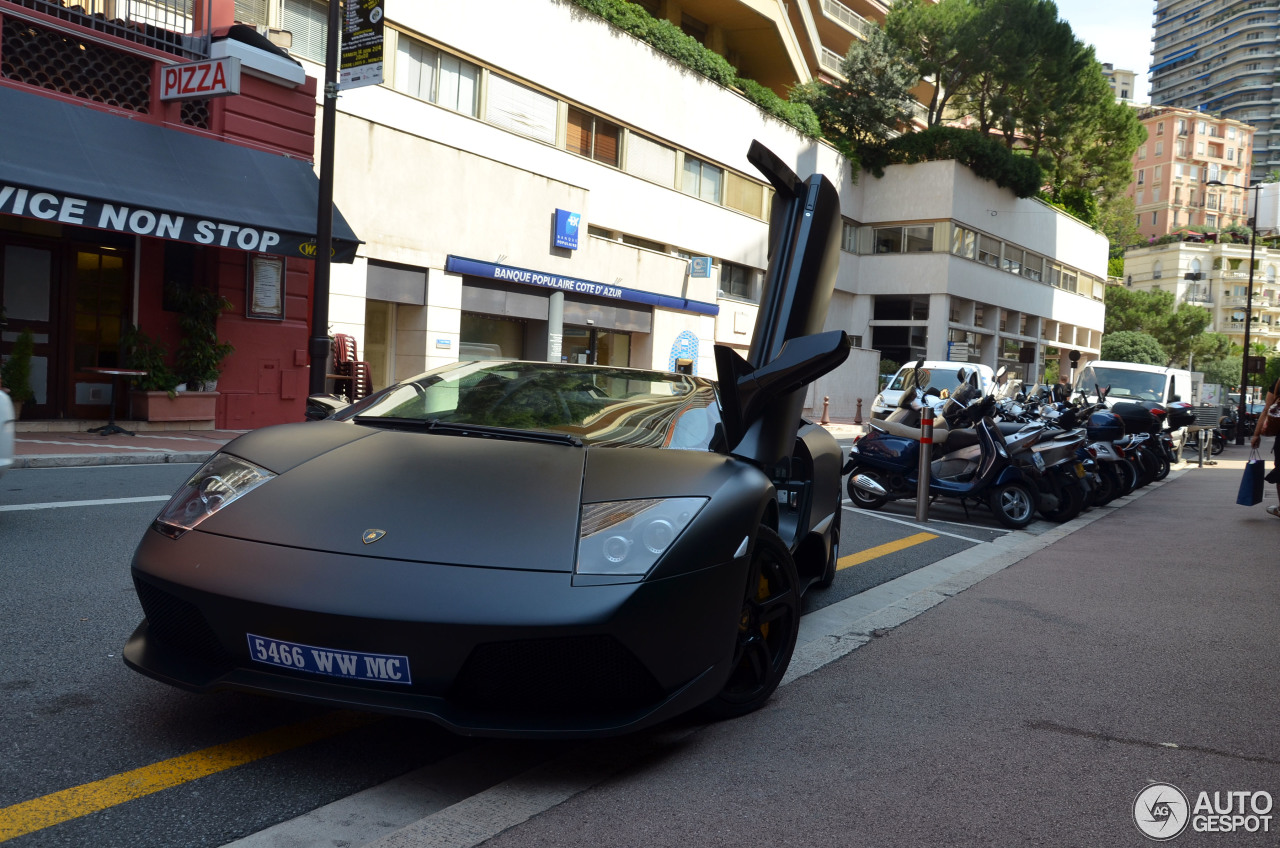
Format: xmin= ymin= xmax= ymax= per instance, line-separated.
xmin=1135 ymin=783 xmax=1190 ymax=841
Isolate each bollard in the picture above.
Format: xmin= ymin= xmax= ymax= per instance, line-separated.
xmin=821 ymin=396 xmax=830 ymax=425
xmin=854 ymin=398 xmax=863 ymax=425
xmin=916 ymin=405 xmax=932 ymax=523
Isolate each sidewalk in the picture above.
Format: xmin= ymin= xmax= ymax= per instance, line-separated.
xmin=11 ymin=420 xmax=240 ymax=468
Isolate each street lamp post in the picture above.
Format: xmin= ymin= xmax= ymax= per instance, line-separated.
xmin=1207 ymin=179 xmax=1263 ymax=444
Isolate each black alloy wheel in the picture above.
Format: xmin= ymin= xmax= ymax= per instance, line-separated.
xmin=701 ymin=526 xmax=801 ymax=720
xmin=1112 ymin=457 xmax=1139 ymax=497
xmin=1092 ymin=467 xmax=1117 ymax=506
xmin=1153 ymin=453 xmax=1171 ymax=481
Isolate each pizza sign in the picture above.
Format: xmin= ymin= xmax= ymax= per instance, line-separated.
xmin=159 ymin=57 xmax=241 ymax=102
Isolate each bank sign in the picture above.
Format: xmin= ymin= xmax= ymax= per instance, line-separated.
xmin=445 ymin=256 xmax=718 ymax=316
xmin=554 ymin=209 xmax=580 ymax=250
xmin=0 ymin=183 xmax=357 ymax=262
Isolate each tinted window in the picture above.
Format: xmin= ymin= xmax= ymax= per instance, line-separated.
xmin=341 ymin=361 xmax=721 ymax=448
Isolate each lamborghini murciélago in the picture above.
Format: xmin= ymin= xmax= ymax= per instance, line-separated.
xmin=123 ymin=143 xmax=853 ymax=737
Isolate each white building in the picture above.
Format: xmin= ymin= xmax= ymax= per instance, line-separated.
xmin=238 ymin=0 xmax=1107 ymax=414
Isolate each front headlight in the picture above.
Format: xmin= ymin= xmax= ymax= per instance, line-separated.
xmin=153 ymin=453 xmax=275 ymax=539
xmin=872 ymin=393 xmax=884 ymax=410
xmin=576 ymin=497 xmax=706 ymax=576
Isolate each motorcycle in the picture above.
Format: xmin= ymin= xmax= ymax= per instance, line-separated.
xmin=844 ymin=366 xmax=1041 ymax=529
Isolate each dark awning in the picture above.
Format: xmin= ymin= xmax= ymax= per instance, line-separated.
xmin=0 ymin=85 xmax=360 ymax=262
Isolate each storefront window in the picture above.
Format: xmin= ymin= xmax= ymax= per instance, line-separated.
xmin=460 ymin=313 xmax=525 ymax=360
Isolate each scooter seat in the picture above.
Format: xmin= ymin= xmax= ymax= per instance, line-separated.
xmin=872 ymin=418 xmax=952 ymax=444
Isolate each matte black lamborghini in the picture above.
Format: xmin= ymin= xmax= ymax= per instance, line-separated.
xmin=123 ymin=143 xmax=853 ymax=737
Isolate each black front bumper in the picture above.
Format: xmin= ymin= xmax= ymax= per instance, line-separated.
xmin=124 ymin=529 xmax=746 ymax=738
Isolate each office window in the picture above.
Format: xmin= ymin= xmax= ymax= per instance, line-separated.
xmin=393 ymin=38 xmax=480 ymax=116
xmin=1137 ymin=169 xmax=1145 ymax=185
xmin=1157 ymin=122 xmax=1165 ymax=135
xmin=1022 ymin=253 xmax=1044 ymax=282
xmin=626 ymin=134 xmax=677 ymax=187
xmin=842 ymin=221 xmax=858 ymax=253
xmin=1155 ymin=141 xmax=1163 ymax=156
xmin=719 ymin=261 xmax=752 ymax=299
xmin=281 ymin=0 xmax=326 ymax=64
xmin=566 ymin=107 xmax=620 ymax=167
xmin=1153 ymin=187 xmax=1160 ymax=202
xmin=724 ymin=172 xmax=764 ymax=218
xmin=1136 ymin=189 xmax=1143 ymax=204
xmin=682 ymin=156 xmax=723 ymax=203
xmin=486 ymin=74 xmax=557 ymax=144
xmin=1228 ymin=148 xmax=1235 ymax=161
xmin=904 ymin=225 xmax=934 ymax=252
xmin=951 ymin=225 xmax=977 ymax=260
xmin=1002 ymin=247 xmax=1023 ymax=275
xmin=874 ymin=227 xmax=903 ymax=253
xmin=978 ymin=235 xmax=1000 ymax=267
xmin=1139 ymin=144 xmax=1147 ymax=159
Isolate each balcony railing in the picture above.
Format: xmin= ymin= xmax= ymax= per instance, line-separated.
xmin=5 ymin=0 xmax=209 ymax=58
xmin=822 ymin=0 xmax=872 ymax=39
xmin=819 ymin=46 xmax=845 ymax=78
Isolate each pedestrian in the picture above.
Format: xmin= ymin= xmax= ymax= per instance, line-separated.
xmin=1250 ymin=375 xmax=1280 ymax=517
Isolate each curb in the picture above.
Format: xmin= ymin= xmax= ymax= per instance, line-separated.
xmin=14 ymin=451 xmax=216 ymax=469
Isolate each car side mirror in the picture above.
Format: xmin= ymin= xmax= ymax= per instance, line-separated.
xmin=1170 ymin=394 xmax=1181 ymax=402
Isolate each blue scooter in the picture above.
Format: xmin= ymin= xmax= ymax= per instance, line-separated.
xmin=844 ymin=367 xmax=1040 ymax=529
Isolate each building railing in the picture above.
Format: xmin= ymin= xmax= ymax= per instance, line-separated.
xmin=819 ymin=46 xmax=844 ymax=78
xmin=821 ymin=0 xmax=871 ymax=38
xmin=4 ymin=0 xmax=209 ymax=58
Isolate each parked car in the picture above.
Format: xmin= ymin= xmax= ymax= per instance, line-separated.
xmin=122 ymin=141 xmax=852 ymax=738
xmin=870 ymin=361 xmax=994 ymax=419
xmin=0 ymin=388 xmax=14 ymax=480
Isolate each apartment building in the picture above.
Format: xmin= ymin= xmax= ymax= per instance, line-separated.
xmin=1149 ymin=0 xmax=1280 ymax=183
xmin=1102 ymin=63 xmax=1138 ymax=104
xmin=1128 ymin=106 xmax=1254 ymax=241
xmin=1121 ymin=239 xmax=1280 ymax=353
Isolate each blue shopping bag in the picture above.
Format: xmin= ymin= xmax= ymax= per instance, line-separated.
xmin=1237 ymin=450 xmax=1266 ymax=507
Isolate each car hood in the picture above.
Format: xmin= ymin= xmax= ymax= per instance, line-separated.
xmin=197 ymin=423 xmax=587 ymax=571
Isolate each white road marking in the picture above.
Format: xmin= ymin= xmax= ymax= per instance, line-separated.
xmin=841 ymin=501 xmax=991 ymax=544
xmin=0 ymin=496 xmax=171 ymax=512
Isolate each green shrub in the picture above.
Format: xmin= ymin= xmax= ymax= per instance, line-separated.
xmin=1 ymin=327 xmax=34 ymax=404
xmin=862 ymin=126 xmax=1044 ymax=198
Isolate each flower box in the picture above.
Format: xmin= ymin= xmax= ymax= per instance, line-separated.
xmin=130 ymin=390 xmax=218 ymax=422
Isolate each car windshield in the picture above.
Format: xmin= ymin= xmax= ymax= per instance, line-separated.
xmin=1077 ymin=366 xmax=1166 ymax=401
xmin=338 ymin=360 xmax=722 ymax=449
xmin=889 ymin=366 xmax=968 ymax=392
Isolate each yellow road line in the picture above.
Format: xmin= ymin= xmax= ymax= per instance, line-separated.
xmin=0 ymin=710 xmax=378 ymax=842
xmin=837 ymin=532 xmax=938 ymax=570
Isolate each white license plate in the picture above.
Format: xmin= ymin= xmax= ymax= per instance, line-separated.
xmin=246 ymin=633 xmax=412 ymax=685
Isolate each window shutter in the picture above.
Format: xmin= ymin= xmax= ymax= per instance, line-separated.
xmin=592 ymin=120 xmax=619 ymax=167
xmin=438 ymin=53 xmax=478 ymax=116
xmin=626 ymin=134 xmax=676 ymax=187
xmin=485 ymin=75 xmax=556 ymax=144
xmin=566 ymin=108 xmax=592 ymax=157
xmin=281 ymin=0 xmax=327 ymax=64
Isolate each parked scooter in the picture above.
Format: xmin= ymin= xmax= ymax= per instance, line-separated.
xmin=844 ymin=365 xmax=1040 ymax=529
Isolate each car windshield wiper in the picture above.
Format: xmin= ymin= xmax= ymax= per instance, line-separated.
xmin=351 ymin=416 xmax=582 ymax=446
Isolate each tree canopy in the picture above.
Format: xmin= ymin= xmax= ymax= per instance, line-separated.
xmin=1099 ymin=331 xmax=1167 ymax=366
xmin=803 ymin=0 xmax=1145 ymax=224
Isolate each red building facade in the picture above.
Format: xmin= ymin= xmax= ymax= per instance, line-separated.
xmin=0 ymin=0 xmax=357 ymax=429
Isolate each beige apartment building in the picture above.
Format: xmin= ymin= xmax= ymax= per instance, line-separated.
xmin=1128 ymin=106 xmax=1254 ymax=242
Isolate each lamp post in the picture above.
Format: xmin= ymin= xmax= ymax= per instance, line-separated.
xmin=1207 ymin=179 xmax=1263 ymax=444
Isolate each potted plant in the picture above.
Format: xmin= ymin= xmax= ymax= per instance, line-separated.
xmin=1 ymin=326 xmax=35 ymax=419
xmin=169 ymin=284 xmax=234 ymax=392
xmin=123 ymin=324 xmax=216 ymax=422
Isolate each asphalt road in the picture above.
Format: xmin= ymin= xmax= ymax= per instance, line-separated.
xmin=0 ymin=456 xmax=1069 ymax=847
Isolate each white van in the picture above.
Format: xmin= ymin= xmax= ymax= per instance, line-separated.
xmin=871 ymin=361 xmax=995 ymax=419
xmin=1073 ymin=360 xmax=1193 ymax=407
